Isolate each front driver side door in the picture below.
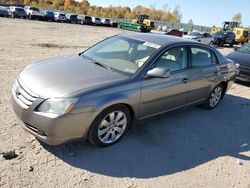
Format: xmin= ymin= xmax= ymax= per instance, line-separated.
xmin=140 ymin=46 xmax=190 ymax=119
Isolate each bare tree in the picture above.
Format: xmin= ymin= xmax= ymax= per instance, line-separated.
xmin=172 ymin=5 xmax=182 ymax=23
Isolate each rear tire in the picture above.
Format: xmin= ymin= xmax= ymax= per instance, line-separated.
xmin=88 ymin=105 xmax=131 ymax=147
xmin=202 ymin=84 xmax=224 ymax=110
xmin=219 ymin=41 xmax=224 ymax=47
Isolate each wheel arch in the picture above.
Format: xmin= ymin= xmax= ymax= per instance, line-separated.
xmin=220 ymin=81 xmax=228 ymax=99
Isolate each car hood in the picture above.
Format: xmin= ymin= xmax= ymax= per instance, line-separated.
xmin=19 ymin=55 xmax=128 ymax=98
xmin=226 ymin=51 xmax=250 ymax=67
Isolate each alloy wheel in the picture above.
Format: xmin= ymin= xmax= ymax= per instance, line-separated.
xmin=209 ymin=86 xmax=222 ymax=107
xmin=97 ymin=111 xmax=127 ymax=144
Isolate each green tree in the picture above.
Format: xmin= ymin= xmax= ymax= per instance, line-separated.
xmin=188 ymin=19 xmax=193 ymax=25
xmin=232 ymin=12 xmax=242 ymax=24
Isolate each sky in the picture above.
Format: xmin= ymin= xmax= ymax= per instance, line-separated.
xmin=87 ymin=0 xmax=250 ymax=27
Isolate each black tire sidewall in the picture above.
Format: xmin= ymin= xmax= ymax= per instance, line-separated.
xmin=88 ymin=105 xmax=131 ymax=147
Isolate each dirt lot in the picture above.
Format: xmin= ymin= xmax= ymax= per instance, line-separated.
xmin=0 ymin=18 xmax=250 ymax=188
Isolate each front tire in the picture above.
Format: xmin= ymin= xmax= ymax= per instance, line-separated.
xmin=88 ymin=105 xmax=131 ymax=147
xmin=202 ymin=84 xmax=223 ymax=110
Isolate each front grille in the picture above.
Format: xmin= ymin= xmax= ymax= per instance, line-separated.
xmin=12 ymin=80 xmax=38 ymax=109
xmin=25 ymin=123 xmax=38 ymax=133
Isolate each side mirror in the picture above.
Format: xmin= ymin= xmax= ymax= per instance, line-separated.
xmin=146 ymin=67 xmax=170 ymax=78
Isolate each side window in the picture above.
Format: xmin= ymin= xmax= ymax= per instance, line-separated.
xmin=154 ymin=47 xmax=187 ymax=72
xmin=191 ymin=47 xmax=212 ymax=67
xmin=211 ymin=51 xmax=219 ymax=65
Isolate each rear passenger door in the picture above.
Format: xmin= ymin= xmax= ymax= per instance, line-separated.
xmin=187 ymin=46 xmax=220 ymax=104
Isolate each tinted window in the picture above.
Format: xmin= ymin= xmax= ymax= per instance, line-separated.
xmin=154 ymin=47 xmax=187 ymax=72
xmin=191 ymin=47 xmax=212 ymax=67
xmin=30 ymin=7 xmax=39 ymax=11
xmin=203 ymin=33 xmax=212 ymax=38
xmin=16 ymin=8 xmax=25 ymax=12
xmin=211 ymin=51 xmax=219 ymax=65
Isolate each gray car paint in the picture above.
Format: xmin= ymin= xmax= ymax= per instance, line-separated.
xmin=12 ymin=33 xmax=237 ymax=145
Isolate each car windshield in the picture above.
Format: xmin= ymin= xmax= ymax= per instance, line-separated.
xmin=16 ymin=8 xmax=24 ymax=12
xmin=30 ymin=7 xmax=39 ymax=11
xmin=190 ymin=32 xmax=202 ymax=37
xmin=238 ymin=43 xmax=250 ymax=54
xmin=82 ymin=36 xmax=160 ymax=75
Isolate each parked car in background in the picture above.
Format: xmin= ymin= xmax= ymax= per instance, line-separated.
xmin=91 ymin=17 xmax=101 ymax=25
xmin=183 ymin=31 xmax=202 ymax=40
xmin=0 ymin=6 xmax=8 ymax=17
xmin=227 ymin=43 xmax=250 ymax=82
xmin=110 ymin=20 xmax=118 ymax=27
xmin=101 ymin=18 xmax=111 ymax=26
xmin=54 ymin=12 xmax=67 ymax=22
xmin=12 ymin=33 xmax=237 ymax=147
xmin=183 ymin=31 xmax=214 ymax=45
xmin=42 ymin=10 xmax=54 ymax=21
xmin=77 ymin=15 xmax=93 ymax=25
xmin=24 ymin=6 xmax=43 ymax=20
xmin=212 ymin=31 xmax=236 ymax=47
xmin=8 ymin=6 xmax=27 ymax=19
xmin=165 ymin=29 xmax=183 ymax=37
xmin=66 ymin=13 xmax=78 ymax=24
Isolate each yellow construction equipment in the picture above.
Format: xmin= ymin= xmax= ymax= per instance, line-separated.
xmin=119 ymin=15 xmax=154 ymax=32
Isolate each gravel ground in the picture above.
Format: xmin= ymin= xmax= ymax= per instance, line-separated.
xmin=0 ymin=18 xmax=250 ymax=188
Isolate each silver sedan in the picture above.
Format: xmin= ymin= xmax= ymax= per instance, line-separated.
xmin=12 ymin=33 xmax=238 ymax=147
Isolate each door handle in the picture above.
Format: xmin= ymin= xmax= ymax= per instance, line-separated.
xmin=182 ymin=78 xmax=189 ymax=83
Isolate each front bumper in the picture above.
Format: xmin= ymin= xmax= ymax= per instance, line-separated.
xmin=11 ymin=85 xmax=96 ymax=145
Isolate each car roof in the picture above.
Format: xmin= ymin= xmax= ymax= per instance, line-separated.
xmin=120 ymin=33 xmax=199 ymax=46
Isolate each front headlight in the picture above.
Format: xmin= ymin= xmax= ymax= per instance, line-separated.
xmin=37 ymin=98 xmax=79 ymax=115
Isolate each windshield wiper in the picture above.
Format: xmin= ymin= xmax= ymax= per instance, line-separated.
xmin=81 ymin=53 xmax=113 ymax=71
xmin=92 ymin=61 xmax=111 ymax=70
